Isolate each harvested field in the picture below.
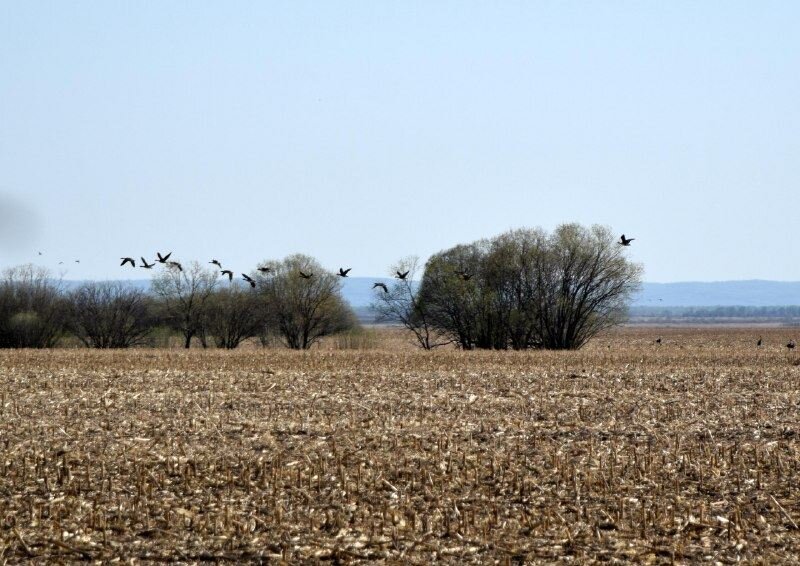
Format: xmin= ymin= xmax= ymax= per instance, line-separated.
xmin=0 ymin=327 xmax=799 ymax=562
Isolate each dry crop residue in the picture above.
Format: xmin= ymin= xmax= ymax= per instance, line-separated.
xmin=0 ymin=327 xmax=798 ymax=562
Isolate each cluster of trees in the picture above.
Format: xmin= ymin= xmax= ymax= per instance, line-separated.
xmin=0 ymin=255 xmax=355 ymax=349
xmin=374 ymin=224 xmax=642 ymax=350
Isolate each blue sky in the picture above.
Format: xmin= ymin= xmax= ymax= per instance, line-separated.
xmin=1 ymin=2 xmax=798 ymax=282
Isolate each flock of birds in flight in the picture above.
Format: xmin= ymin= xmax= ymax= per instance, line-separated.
xmin=116 ymin=250 xmax=412 ymax=291
xmin=39 ymin=235 xmax=799 ymax=351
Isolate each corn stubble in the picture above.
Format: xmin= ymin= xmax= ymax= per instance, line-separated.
xmin=0 ymin=327 xmax=798 ymax=562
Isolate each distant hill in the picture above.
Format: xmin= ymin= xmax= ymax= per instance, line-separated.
xmin=633 ymin=280 xmax=800 ymax=307
xmin=56 ymin=278 xmax=800 ymax=309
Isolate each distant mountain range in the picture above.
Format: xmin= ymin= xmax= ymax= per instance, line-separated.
xmin=60 ymin=278 xmax=800 ymax=308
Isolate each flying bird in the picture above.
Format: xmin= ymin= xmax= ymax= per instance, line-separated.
xmin=338 ymin=268 xmax=351 ymax=277
xmin=299 ymin=271 xmax=313 ymax=279
xmin=156 ymin=251 xmax=172 ymax=264
xmin=221 ymin=270 xmax=233 ymax=281
xmin=120 ymin=257 xmax=135 ymax=267
xmin=140 ymin=257 xmax=155 ymax=269
xmin=210 ymin=259 xmax=222 ymax=268
xmin=396 ymin=270 xmax=410 ymax=280
xmin=257 ymin=266 xmax=271 ymax=274
xmin=373 ymin=282 xmax=388 ymax=293
xmin=619 ymin=234 xmax=635 ymax=246
xmin=242 ymin=273 xmax=256 ymax=288
xmin=167 ymin=261 xmax=183 ymax=272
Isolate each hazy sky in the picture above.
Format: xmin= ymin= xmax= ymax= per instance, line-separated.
xmin=1 ymin=2 xmax=798 ymax=282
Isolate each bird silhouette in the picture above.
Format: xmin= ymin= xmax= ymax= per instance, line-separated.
xmin=373 ymin=282 xmax=388 ymax=293
xmin=140 ymin=257 xmax=155 ymax=269
xmin=619 ymin=234 xmax=635 ymax=246
xmin=257 ymin=266 xmax=271 ymax=274
xmin=156 ymin=251 xmax=172 ymax=263
xmin=120 ymin=257 xmax=135 ymax=267
xmin=396 ymin=270 xmax=410 ymax=280
xmin=242 ymin=273 xmax=256 ymax=288
xmin=788 ymin=339 xmax=796 ymax=351
xmin=221 ymin=270 xmax=233 ymax=281
xmin=655 ymin=337 xmax=662 ymax=345
xmin=299 ymin=271 xmax=313 ymax=279
xmin=210 ymin=259 xmax=222 ymax=268
xmin=757 ymin=336 xmax=763 ymax=347
xmin=338 ymin=268 xmax=351 ymax=277
xmin=167 ymin=261 xmax=183 ymax=272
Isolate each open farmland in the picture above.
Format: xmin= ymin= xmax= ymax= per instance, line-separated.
xmin=0 ymin=328 xmax=799 ymax=562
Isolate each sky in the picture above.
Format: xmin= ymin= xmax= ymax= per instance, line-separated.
xmin=1 ymin=2 xmax=798 ymax=282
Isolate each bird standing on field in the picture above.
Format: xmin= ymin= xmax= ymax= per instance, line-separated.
xmin=120 ymin=257 xmax=135 ymax=267
xmin=788 ymin=339 xmax=796 ymax=351
xmin=619 ymin=234 xmax=635 ymax=246
xmin=655 ymin=336 xmax=662 ymax=345
xmin=757 ymin=336 xmax=763 ymax=347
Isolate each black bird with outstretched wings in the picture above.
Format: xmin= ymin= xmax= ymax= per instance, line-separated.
xmin=299 ymin=271 xmax=313 ymax=279
xmin=221 ymin=270 xmax=233 ymax=281
xmin=242 ymin=273 xmax=256 ymax=288
xmin=373 ymin=282 xmax=388 ymax=293
xmin=120 ymin=257 xmax=135 ymax=267
xmin=338 ymin=268 xmax=351 ymax=277
xmin=396 ymin=270 xmax=409 ymax=280
xmin=156 ymin=251 xmax=172 ymax=263
xmin=140 ymin=257 xmax=155 ymax=269
xmin=619 ymin=234 xmax=635 ymax=246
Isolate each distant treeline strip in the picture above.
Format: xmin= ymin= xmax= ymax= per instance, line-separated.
xmin=630 ymin=305 xmax=800 ymax=320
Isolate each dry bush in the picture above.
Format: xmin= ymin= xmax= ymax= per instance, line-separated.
xmin=0 ymin=327 xmax=798 ymax=562
xmin=331 ymin=327 xmax=381 ymax=350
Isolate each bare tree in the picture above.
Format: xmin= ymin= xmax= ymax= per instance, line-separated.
xmin=204 ymin=285 xmax=265 ymax=349
xmin=68 ymin=282 xmax=154 ymax=348
xmin=151 ymin=261 xmax=218 ymax=348
xmin=371 ymin=256 xmax=450 ymax=349
xmin=0 ymin=264 xmax=67 ymax=348
xmin=532 ymin=224 xmax=642 ymax=349
xmin=257 ymin=254 xmax=356 ymax=349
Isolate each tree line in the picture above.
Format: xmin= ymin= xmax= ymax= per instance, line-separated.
xmin=0 ymin=224 xmax=643 ymax=350
xmin=0 ymin=255 xmax=356 ymax=349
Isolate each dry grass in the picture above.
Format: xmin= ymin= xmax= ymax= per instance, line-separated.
xmin=0 ymin=327 xmax=799 ymax=562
